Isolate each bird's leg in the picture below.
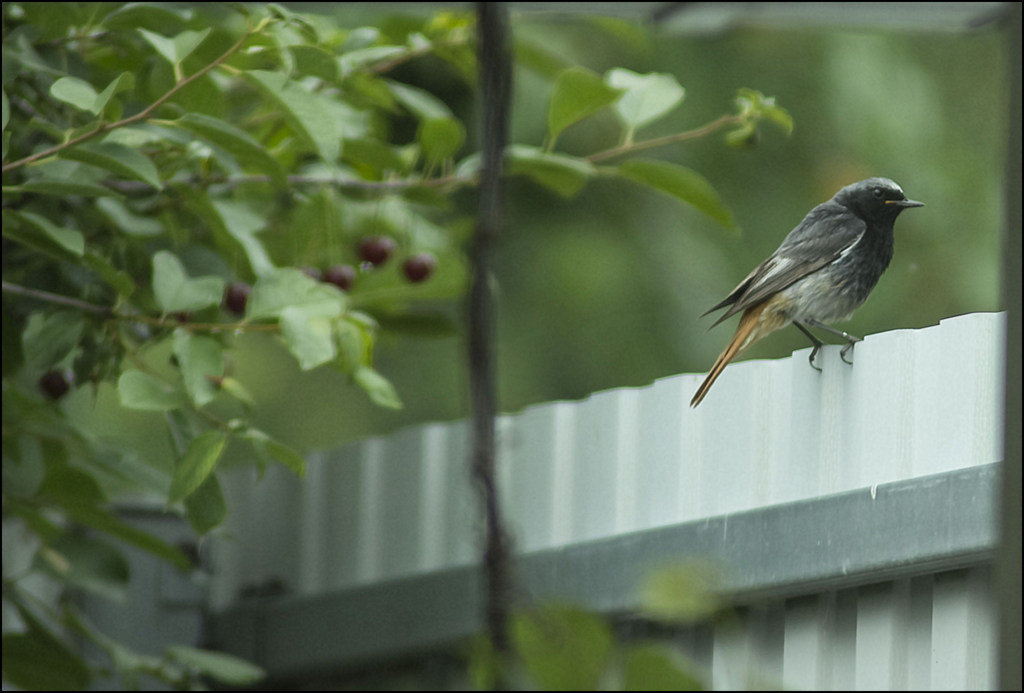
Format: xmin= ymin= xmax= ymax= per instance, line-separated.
xmin=793 ymin=321 xmax=824 ymax=372
xmin=806 ymin=319 xmax=862 ymax=365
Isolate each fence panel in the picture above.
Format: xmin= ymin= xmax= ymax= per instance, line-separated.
xmin=210 ymin=312 xmax=1005 ymax=689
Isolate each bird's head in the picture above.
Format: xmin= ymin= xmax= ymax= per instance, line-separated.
xmin=834 ymin=177 xmax=924 ymax=222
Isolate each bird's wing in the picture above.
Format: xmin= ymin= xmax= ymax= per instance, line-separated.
xmin=705 ymin=203 xmax=867 ymax=327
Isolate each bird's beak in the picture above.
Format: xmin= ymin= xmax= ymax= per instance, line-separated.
xmin=887 ymin=199 xmax=924 ymax=208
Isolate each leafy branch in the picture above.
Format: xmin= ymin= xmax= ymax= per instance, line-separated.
xmin=2 ymin=22 xmax=266 ymax=174
xmin=0 ymin=281 xmax=277 ymax=333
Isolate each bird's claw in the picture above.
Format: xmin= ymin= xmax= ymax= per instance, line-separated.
xmin=808 ymin=345 xmax=823 ymax=373
xmin=839 ymin=338 xmax=861 ymax=365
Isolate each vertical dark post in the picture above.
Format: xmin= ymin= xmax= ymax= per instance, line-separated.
xmin=470 ymin=2 xmax=513 ymax=653
xmin=998 ymin=3 xmax=1022 ymax=690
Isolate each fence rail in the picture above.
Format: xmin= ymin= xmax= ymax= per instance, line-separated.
xmin=209 ymin=311 xmax=1006 ymax=689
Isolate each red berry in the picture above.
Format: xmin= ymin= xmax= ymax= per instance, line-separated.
xmin=223 ymin=282 xmax=251 ymax=316
xmin=39 ymin=370 xmax=71 ymax=400
xmin=358 ymin=236 xmax=397 ymax=267
xmin=402 ymin=253 xmax=437 ymax=283
xmin=324 ymin=264 xmax=356 ymax=291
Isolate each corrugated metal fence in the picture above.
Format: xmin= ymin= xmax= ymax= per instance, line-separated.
xmin=210 ymin=311 xmax=1005 ymax=689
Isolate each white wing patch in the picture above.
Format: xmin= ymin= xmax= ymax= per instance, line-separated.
xmin=758 ymin=256 xmax=795 ymax=283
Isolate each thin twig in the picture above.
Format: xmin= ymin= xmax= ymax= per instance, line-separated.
xmin=1 ymin=281 xmax=113 ymax=316
xmin=0 ymin=281 xmax=278 ymax=333
xmin=2 ymin=27 xmax=258 ymax=174
xmin=586 ymin=113 xmax=742 ymax=164
xmin=101 ymin=172 xmax=474 ymax=195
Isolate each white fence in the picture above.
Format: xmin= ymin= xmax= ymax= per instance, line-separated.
xmin=209 ymin=311 xmax=1006 ymax=690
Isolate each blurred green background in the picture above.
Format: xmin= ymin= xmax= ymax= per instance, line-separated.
xmin=65 ymin=5 xmax=1007 ymax=461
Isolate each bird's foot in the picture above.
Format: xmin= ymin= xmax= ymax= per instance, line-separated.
xmin=839 ymin=336 xmax=862 ymax=365
xmin=808 ymin=345 xmax=823 ymax=372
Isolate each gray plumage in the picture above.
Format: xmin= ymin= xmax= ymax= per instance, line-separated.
xmin=704 ymin=177 xmax=922 ymax=327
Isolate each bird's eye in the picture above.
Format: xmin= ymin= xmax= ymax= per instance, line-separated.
xmin=872 ymin=187 xmax=884 ymax=199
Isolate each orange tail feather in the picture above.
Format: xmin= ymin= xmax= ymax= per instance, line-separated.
xmin=690 ymin=303 xmax=769 ymax=407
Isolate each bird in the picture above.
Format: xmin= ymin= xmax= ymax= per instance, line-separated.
xmin=690 ymin=177 xmax=924 ymax=407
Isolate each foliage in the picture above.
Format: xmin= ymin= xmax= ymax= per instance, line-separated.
xmin=468 ymin=564 xmax=719 ymax=690
xmin=2 ymin=2 xmax=789 ymax=688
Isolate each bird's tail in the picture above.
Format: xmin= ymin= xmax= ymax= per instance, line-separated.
xmin=690 ymin=302 xmax=769 ymax=407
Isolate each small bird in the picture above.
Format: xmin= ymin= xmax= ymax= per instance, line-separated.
xmin=690 ymin=177 xmax=923 ymax=407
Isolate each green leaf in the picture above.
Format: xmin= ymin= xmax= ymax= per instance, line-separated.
xmin=353 ymin=366 xmax=402 ymax=409
xmin=290 ymin=44 xmax=339 ymax=81
xmin=6 ymin=210 xmax=85 ymax=256
xmin=419 ymin=117 xmax=465 ymax=163
xmin=60 ymin=142 xmax=162 ymax=189
xmin=617 ymin=159 xmax=735 ymax=229
xmin=37 ymin=460 xmax=105 ymax=507
xmin=165 ymin=646 xmax=265 ymax=687
xmin=735 ymin=88 xmax=793 ymax=135
xmin=2 ymin=88 xmax=9 ymax=130
xmin=118 ymin=370 xmax=186 ymax=411
xmin=210 ymin=200 xmax=275 ymax=278
xmin=219 ymin=377 xmax=254 ymax=406
xmin=247 ymin=268 xmax=345 ymax=320
xmin=763 ymin=103 xmax=794 ymax=135
xmin=725 ymin=122 xmax=758 ymax=149
xmin=138 ymin=27 xmax=211 ymax=65
xmin=511 ymin=604 xmax=613 ymax=691
xmin=91 ymin=72 xmax=134 ymax=115
xmin=387 ymin=80 xmax=452 ymax=120
xmin=279 ymin=306 xmax=336 ymax=370
xmin=102 ymin=3 xmax=190 ymax=31
xmin=622 ymin=645 xmax=703 ymax=691
xmin=333 ymin=317 xmax=371 ymax=373
xmin=548 ymin=66 xmax=623 ymax=145
xmin=168 ymin=431 xmax=227 ymax=504
xmin=245 ymin=70 xmax=341 ymax=164
xmin=499 ymin=145 xmax=596 ymax=198
xmin=466 ymin=633 xmax=501 ymax=691
xmin=174 ymin=113 xmax=286 ymax=185
xmin=152 ymin=250 xmax=225 ymax=313
xmin=606 ymin=68 xmax=685 ymax=132
xmin=22 ymin=311 xmax=85 ymax=371
xmin=514 ymin=38 xmax=573 ymax=78
xmin=2 ymin=609 xmax=91 ymax=691
xmin=343 ymin=137 xmax=413 ymax=175
xmin=4 ymin=436 xmax=47 ymax=498
xmin=640 ymin=563 xmax=721 ymax=624
xmin=242 ymin=428 xmax=307 ymax=477
xmin=338 ymin=45 xmax=405 ymax=76
xmin=265 ymin=439 xmax=306 ymax=477
xmin=37 ymin=534 xmax=130 ymax=602
xmin=172 ymin=329 xmax=223 ymax=407
xmin=49 ymin=76 xmax=99 ymax=113
xmin=95 ymin=198 xmax=164 ymax=236
xmin=82 ymin=251 xmax=136 ymax=298
xmin=60 ymin=503 xmax=192 ymax=570
xmin=183 ymin=473 xmax=227 ymax=534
